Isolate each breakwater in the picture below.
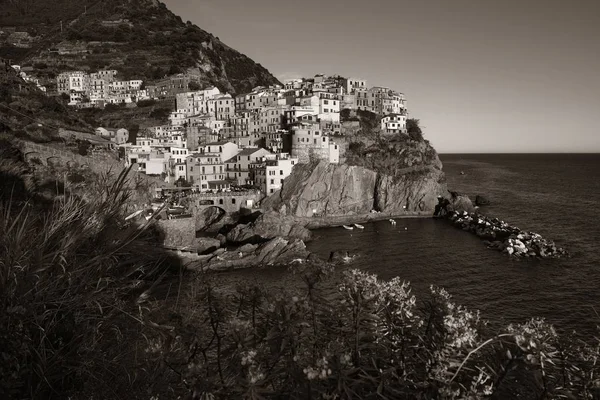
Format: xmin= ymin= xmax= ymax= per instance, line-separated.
xmin=446 ymin=210 xmax=568 ymax=258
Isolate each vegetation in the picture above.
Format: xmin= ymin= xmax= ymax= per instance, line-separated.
xmin=407 ymin=118 xmax=424 ymax=141
xmin=0 ymin=68 xmax=91 ymax=140
xmin=1 ymin=139 xmax=600 ymax=399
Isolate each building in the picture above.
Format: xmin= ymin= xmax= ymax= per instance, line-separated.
xmin=317 ymin=92 xmax=341 ymax=122
xmin=265 ymin=129 xmax=291 ymax=154
xmin=291 ymin=122 xmax=339 ymax=164
xmin=208 ymin=94 xmax=235 ymax=120
xmin=341 ymin=77 xmax=367 ymax=94
xmin=175 ymin=86 xmax=221 ymax=113
xmin=95 ymin=127 xmax=129 ymax=144
xmin=186 ymin=153 xmax=227 ymax=192
xmin=225 ymin=147 xmax=272 ymax=185
xmin=380 ymin=114 xmax=407 ymax=134
xmin=56 ymin=71 xmax=89 ymax=94
xmin=186 ymin=126 xmax=218 ymax=150
xmin=254 ymin=153 xmax=298 ymax=195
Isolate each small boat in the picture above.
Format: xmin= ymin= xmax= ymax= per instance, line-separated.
xmin=354 ymin=223 xmax=364 ymax=229
xmin=124 ymin=210 xmax=144 ymax=221
xmin=342 ymin=225 xmax=354 ymax=230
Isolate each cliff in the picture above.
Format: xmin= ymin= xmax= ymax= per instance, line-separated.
xmin=263 ymin=124 xmax=448 ymax=217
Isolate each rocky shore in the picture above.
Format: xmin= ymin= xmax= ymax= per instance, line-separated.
xmin=446 ymin=210 xmax=568 ymax=258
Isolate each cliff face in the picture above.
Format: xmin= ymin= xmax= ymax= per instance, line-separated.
xmin=262 ymin=162 xmax=377 ymax=217
xmin=263 ymin=133 xmax=448 ymax=217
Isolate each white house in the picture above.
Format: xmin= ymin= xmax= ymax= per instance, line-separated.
xmin=254 ymin=153 xmax=298 ymax=195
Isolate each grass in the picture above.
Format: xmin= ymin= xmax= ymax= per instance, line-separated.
xmin=0 ymin=142 xmax=182 ymax=398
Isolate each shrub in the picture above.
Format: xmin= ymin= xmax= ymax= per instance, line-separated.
xmin=0 ymin=165 xmax=181 ymax=399
xmin=136 ymin=99 xmax=156 ymax=107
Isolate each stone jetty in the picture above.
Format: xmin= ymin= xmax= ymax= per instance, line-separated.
xmin=446 ymin=210 xmax=568 ymax=258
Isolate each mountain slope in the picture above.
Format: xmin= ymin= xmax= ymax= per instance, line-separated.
xmin=0 ymin=0 xmax=280 ymax=94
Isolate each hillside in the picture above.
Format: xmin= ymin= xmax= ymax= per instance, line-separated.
xmin=0 ymin=62 xmax=91 ymax=141
xmin=0 ymin=0 xmax=280 ymax=94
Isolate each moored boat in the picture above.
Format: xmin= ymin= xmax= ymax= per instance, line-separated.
xmin=342 ymin=225 xmax=354 ymax=230
xmin=354 ymin=223 xmax=364 ymax=229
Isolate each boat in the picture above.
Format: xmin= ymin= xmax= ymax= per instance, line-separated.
xmin=342 ymin=225 xmax=354 ymax=230
xmin=124 ymin=209 xmax=144 ymax=221
xmin=354 ymin=223 xmax=364 ymax=229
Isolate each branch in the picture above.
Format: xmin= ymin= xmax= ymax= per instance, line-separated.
xmin=449 ymin=333 xmax=514 ymax=383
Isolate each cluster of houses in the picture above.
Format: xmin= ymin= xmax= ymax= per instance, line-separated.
xmin=55 ymin=69 xmax=149 ymax=107
xmin=119 ymin=73 xmax=409 ymax=197
xmin=10 ymin=65 xmax=47 ymax=92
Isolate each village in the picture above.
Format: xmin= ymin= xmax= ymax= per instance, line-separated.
xmin=10 ymin=64 xmax=409 ymax=197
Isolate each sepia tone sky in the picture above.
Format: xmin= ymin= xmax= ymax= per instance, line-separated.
xmin=163 ymin=0 xmax=600 ymax=153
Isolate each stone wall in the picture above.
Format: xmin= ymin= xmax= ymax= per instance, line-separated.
xmin=189 ymin=190 xmax=262 ymax=213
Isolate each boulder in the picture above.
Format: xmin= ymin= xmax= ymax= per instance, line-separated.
xmin=474 ymin=195 xmax=491 ymax=206
xmin=196 ymin=237 xmax=312 ymax=272
xmin=328 ymin=250 xmax=357 ymax=263
xmin=446 ymin=191 xmax=475 ymax=214
xmin=195 ymin=237 xmax=221 ymax=255
xmin=226 ymin=211 xmax=312 ymax=244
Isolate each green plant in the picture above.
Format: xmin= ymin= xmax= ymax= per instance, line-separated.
xmin=0 ymin=159 xmax=180 ymax=399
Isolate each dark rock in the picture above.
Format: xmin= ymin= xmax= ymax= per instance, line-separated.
xmin=474 ymin=195 xmax=491 ymax=206
xmin=195 ymin=237 xmax=221 ymax=255
xmin=329 ymin=250 xmax=357 ymax=263
xmin=442 ymin=210 xmax=568 ymax=259
xmin=199 ymin=237 xmax=312 ymax=272
xmin=226 ymin=211 xmax=312 ymax=244
xmin=216 ymin=233 xmax=227 ymax=246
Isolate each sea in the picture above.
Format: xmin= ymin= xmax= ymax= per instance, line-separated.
xmin=216 ymin=154 xmax=600 ymax=336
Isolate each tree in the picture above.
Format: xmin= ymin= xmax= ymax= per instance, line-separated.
xmin=128 ymin=124 xmax=140 ymax=143
xmin=407 ymin=118 xmax=424 ymax=141
xmin=188 ymin=81 xmax=201 ymax=91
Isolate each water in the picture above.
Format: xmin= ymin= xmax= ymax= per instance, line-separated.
xmin=304 ymin=154 xmax=600 ymax=335
xmin=216 ymin=154 xmax=600 ymax=335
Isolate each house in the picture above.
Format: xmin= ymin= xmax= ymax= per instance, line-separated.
xmin=225 ymin=147 xmax=272 ymax=185
xmin=57 ymin=71 xmax=89 ymax=94
xmin=185 ymin=153 xmax=227 ymax=192
xmin=341 ymin=77 xmax=367 ymax=94
xmin=203 ymin=141 xmax=239 ymax=163
xmin=291 ymin=121 xmax=339 ymax=164
xmin=317 ymin=92 xmax=341 ymax=123
xmin=186 ymin=126 xmax=217 ymax=150
xmin=254 ymin=153 xmax=298 ymax=195
xmin=95 ymin=127 xmax=129 ymax=144
xmin=380 ymin=114 xmax=407 ymax=134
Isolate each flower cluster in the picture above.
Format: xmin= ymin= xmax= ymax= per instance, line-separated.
xmin=303 ymin=356 xmax=332 ymax=381
xmin=240 ymin=349 xmax=265 ymax=385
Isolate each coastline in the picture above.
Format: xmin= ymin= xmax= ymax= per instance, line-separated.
xmin=298 ymin=210 xmax=433 ymax=230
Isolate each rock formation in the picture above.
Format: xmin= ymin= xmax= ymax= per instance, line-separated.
xmin=445 ymin=210 xmax=568 ymax=258
xmin=262 ymin=160 xmax=448 ymax=217
xmin=226 ymin=211 xmax=312 ymax=243
xmin=188 ymin=237 xmax=311 ymax=272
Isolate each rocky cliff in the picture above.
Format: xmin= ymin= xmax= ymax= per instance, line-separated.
xmin=263 ymin=131 xmax=448 ymax=217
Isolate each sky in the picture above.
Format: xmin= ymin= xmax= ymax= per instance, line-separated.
xmin=163 ymin=0 xmax=600 ymax=153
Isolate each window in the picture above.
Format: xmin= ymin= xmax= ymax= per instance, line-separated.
xmin=280 ymin=179 xmax=284 ymax=184
xmin=270 ymin=189 xmax=274 ymax=193
xmin=270 ymin=179 xmax=274 ymax=184
xmin=280 ymin=170 xmax=283 ymax=175
xmin=219 ymin=199 xmax=223 ymax=205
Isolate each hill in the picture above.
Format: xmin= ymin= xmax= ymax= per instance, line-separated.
xmin=0 ymin=62 xmax=91 ymax=141
xmin=0 ymin=0 xmax=280 ymax=94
